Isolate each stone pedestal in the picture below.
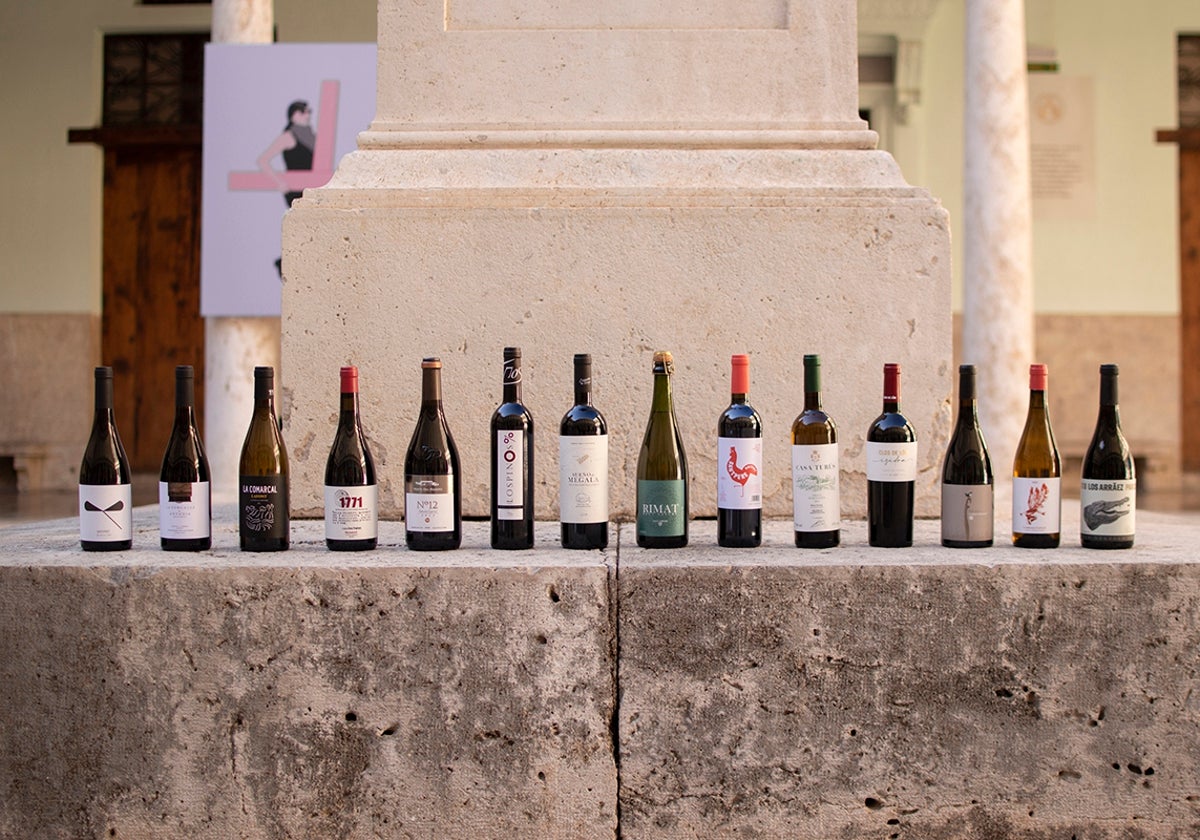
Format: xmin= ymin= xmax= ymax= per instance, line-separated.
xmin=281 ymin=0 xmax=953 ymax=522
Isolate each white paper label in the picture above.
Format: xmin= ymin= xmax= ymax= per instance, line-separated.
xmin=792 ymin=443 xmax=840 ymax=532
xmin=406 ymin=475 xmax=455 ymax=532
xmin=1080 ymin=479 xmax=1135 ymax=537
xmin=496 ymin=429 xmax=525 ymax=521
xmin=559 ymin=434 xmax=608 ymax=524
xmin=80 ymin=484 xmax=133 ymax=543
xmin=1013 ymin=477 xmax=1061 ymax=534
xmin=717 ymin=436 xmax=763 ymax=510
xmin=325 ymin=484 xmax=379 ymax=541
xmin=866 ymin=441 xmax=918 ymax=482
xmin=159 ymin=480 xmax=211 ymax=540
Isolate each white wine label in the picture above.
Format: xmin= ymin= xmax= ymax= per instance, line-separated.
xmin=240 ymin=475 xmax=288 ymax=540
xmin=866 ymin=441 xmax=918 ymax=482
xmin=325 ymin=484 xmax=379 ymax=541
xmin=406 ymin=475 xmax=455 ymax=532
xmin=792 ymin=443 xmax=840 ymax=532
xmin=1080 ymin=480 xmax=1135 ymax=537
xmin=941 ymin=484 xmax=994 ymax=543
xmin=159 ymin=480 xmax=211 ymax=540
xmin=559 ymin=435 xmax=608 ymax=524
xmin=717 ymin=436 xmax=763 ymax=511
xmin=637 ymin=480 xmax=686 ymax=538
xmin=1013 ymin=477 xmax=1061 ymax=534
xmin=80 ymin=484 xmax=133 ymax=543
xmin=496 ymin=430 xmax=525 ymax=521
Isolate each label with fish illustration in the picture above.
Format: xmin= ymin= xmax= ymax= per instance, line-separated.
xmin=718 ymin=436 xmax=762 ymax=510
xmin=1080 ymin=480 xmax=1135 ymax=537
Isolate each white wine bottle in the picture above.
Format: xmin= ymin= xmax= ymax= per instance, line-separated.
xmin=238 ymin=366 xmax=289 ymax=552
xmin=791 ymin=354 xmax=839 ymax=548
xmin=636 ymin=351 xmax=688 ymax=548
xmin=1012 ymin=363 xmax=1061 ymax=548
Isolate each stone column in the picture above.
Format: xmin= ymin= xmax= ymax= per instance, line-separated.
xmin=206 ymin=0 xmax=281 ymax=501
xmin=963 ymin=0 xmax=1034 ymax=498
xmin=282 ymin=0 xmax=953 ymax=522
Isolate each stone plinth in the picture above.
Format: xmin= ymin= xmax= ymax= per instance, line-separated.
xmin=280 ymin=0 xmax=953 ymax=522
xmin=619 ymin=513 xmax=1200 ymax=839
xmin=0 ymin=512 xmax=617 ymax=840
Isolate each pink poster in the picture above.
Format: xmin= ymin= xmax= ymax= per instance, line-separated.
xmin=201 ymin=43 xmax=376 ymax=316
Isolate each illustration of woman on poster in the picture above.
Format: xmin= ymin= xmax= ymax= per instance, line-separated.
xmin=257 ymin=99 xmax=315 ymax=208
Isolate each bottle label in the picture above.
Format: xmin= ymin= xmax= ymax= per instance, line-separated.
xmin=792 ymin=443 xmax=840 ymax=532
xmin=159 ymin=481 xmax=211 ymax=540
xmin=637 ymin=479 xmax=686 ymax=538
xmin=325 ymin=484 xmax=379 ymax=541
xmin=1012 ymin=477 xmax=1061 ymax=534
xmin=559 ymin=435 xmax=608 ymax=524
xmin=495 ymin=430 xmax=525 ymax=521
xmin=239 ymin=475 xmax=288 ymax=540
xmin=1080 ymin=479 xmax=1136 ymax=538
xmin=941 ymin=484 xmax=994 ymax=543
xmin=866 ymin=441 xmax=918 ymax=482
xmin=79 ymin=484 xmax=133 ymax=543
xmin=406 ymin=475 xmax=455 ymax=532
xmin=718 ymin=436 xmax=763 ymax=511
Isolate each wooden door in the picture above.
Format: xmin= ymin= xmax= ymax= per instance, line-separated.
xmin=102 ymin=142 xmax=205 ymax=471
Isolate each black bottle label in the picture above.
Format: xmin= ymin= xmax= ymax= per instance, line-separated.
xmin=239 ymin=475 xmax=288 ymax=540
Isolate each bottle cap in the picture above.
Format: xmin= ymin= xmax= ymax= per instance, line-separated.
xmin=503 ymin=346 xmax=521 ymax=359
xmin=653 ymin=351 xmax=673 ymax=364
xmin=254 ymin=366 xmax=274 ymax=379
xmin=731 ymin=354 xmax=750 ymax=395
xmin=340 ymin=365 xmax=358 ymax=392
xmin=1029 ymin=363 xmax=1048 ymax=391
xmin=883 ymin=363 xmax=901 ymax=402
xmin=1100 ymin=363 xmax=1119 ymax=376
xmin=421 ymin=357 xmax=442 ymax=369
xmin=94 ymin=366 xmax=113 ymax=379
xmin=175 ymin=365 xmax=194 ymax=379
xmin=574 ymin=353 xmax=591 ymax=365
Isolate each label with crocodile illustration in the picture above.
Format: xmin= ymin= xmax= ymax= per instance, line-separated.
xmin=1080 ymin=479 xmax=1135 ymax=537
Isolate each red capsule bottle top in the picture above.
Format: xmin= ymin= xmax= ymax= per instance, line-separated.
xmin=340 ymin=365 xmax=359 ymax=394
xmin=883 ymin=363 xmax=901 ymax=402
xmin=1029 ymin=363 xmax=1048 ymax=391
xmin=731 ymin=354 xmax=750 ymax=395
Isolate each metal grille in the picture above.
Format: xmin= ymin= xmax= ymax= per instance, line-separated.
xmin=103 ymin=33 xmax=207 ymax=127
xmin=1182 ymin=35 xmax=1200 ymax=128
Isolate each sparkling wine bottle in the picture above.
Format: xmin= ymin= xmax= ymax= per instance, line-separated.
xmin=324 ymin=365 xmax=378 ymax=551
xmin=940 ymin=364 xmax=994 ymax=548
xmin=238 ymin=366 xmax=289 ymax=552
xmin=1012 ymin=363 xmax=1061 ymax=548
xmin=79 ymin=366 xmax=133 ymax=551
xmin=866 ymin=363 xmax=916 ymax=547
xmin=1080 ymin=364 xmax=1135 ymax=549
xmin=559 ymin=353 xmax=608 ymax=550
xmin=159 ymin=365 xmax=211 ymax=551
xmin=791 ymin=354 xmax=839 ymax=548
xmin=717 ymin=354 xmax=762 ymax=547
xmin=405 ymin=357 xmax=462 ymax=551
xmin=636 ymin=351 xmax=688 ymax=548
xmin=491 ymin=347 xmax=535 ymax=550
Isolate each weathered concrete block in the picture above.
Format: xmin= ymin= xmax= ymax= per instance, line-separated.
xmin=0 ymin=511 xmax=617 ymax=840
xmin=618 ymin=512 xmax=1200 ymax=839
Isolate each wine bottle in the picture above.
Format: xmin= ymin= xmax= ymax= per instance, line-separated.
xmin=324 ymin=365 xmax=378 ymax=551
xmin=559 ymin=353 xmax=608 ymax=550
xmin=866 ymin=363 xmax=917 ymax=547
xmin=791 ymin=354 xmax=839 ymax=548
xmin=940 ymin=364 xmax=994 ymax=548
xmin=636 ymin=351 xmax=689 ymax=548
xmin=405 ymin=357 xmax=462 ymax=551
xmin=159 ymin=365 xmax=211 ymax=551
xmin=491 ymin=347 xmax=535 ymax=550
xmin=79 ymin=366 xmax=132 ymax=551
xmin=717 ymin=354 xmax=762 ymax=548
xmin=1080 ymin=364 xmax=1135 ymax=549
xmin=238 ymin=366 xmax=289 ymax=552
xmin=1012 ymin=363 xmax=1061 ymax=548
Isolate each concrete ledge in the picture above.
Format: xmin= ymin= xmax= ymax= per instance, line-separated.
xmin=3 ymin=509 xmax=1200 ymax=838
xmin=0 ymin=513 xmax=617 ymax=840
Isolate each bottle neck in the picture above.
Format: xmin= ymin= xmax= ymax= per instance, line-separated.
xmin=957 ymin=370 xmax=977 ymax=425
xmin=730 ymin=392 xmax=747 ymax=405
xmin=253 ymin=377 xmax=276 ymax=416
xmin=651 ymin=368 xmax=673 ymax=412
xmin=573 ymin=361 xmax=592 ymax=406
xmin=339 ymin=389 xmax=359 ymax=425
xmin=882 ymin=366 xmax=900 ymax=413
xmin=175 ymin=375 xmax=195 ymax=426
xmin=1100 ymin=374 xmax=1119 ymax=408
xmin=503 ymin=357 xmax=522 ymax=404
xmin=803 ymin=362 xmax=821 ymax=411
xmin=94 ymin=375 xmax=114 ymax=419
xmin=1028 ymin=389 xmax=1047 ymax=412
xmin=421 ymin=368 xmax=443 ymax=407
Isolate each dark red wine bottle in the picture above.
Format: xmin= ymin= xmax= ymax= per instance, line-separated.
xmin=866 ymin=363 xmax=916 ymax=547
xmin=159 ymin=365 xmax=211 ymax=551
xmin=717 ymin=354 xmax=762 ymax=547
xmin=80 ymin=366 xmax=133 ymax=551
xmin=559 ymin=354 xmax=608 ymax=550
xmin=324 ymin=366 xmax=377 ymax=551
xmin=404 ymin=358 xmax=462 ymax=551
xmin=1080 ymin=364 xmax=1135 ymax=549
xmin=491 ymin=347 xmax=535 ymax=549
xmin=940 ymin=364 xmax=993 ymax=548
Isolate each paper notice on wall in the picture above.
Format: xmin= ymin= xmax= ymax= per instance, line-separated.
xmin=1029 ymin=75 xmax=1096 ymax=219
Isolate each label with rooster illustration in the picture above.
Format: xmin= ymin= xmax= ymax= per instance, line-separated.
xmin=1080 ymin=480 xmax=1135 ymax=537
xmin=940 ymin=484 xmax=993 ymax=542
xmin=1012 ymin=477 xmax=1061 ymax=534
xmin=239 ymin=475 xmax=287 ymax=540
xmin=792 ymin=444 xmax=839 ymax=532
xmin=866 ymin=442 xmax=917 ymax=482
xmin=717 ymin=437 xmax=762 ymax=510
xmin=79 ymin=483 xmax=133 ymax=542
xmin=559 ymin=435 xmax=608 ymax=524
